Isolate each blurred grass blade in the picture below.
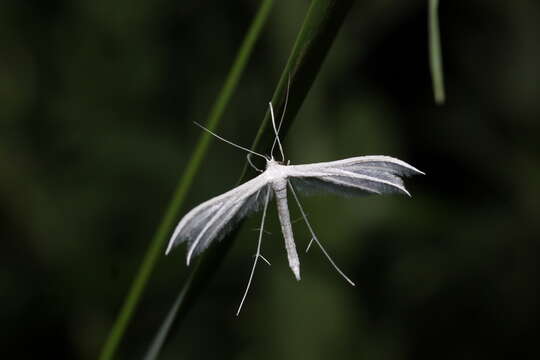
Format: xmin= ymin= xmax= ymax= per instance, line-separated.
xmin=143 ymin=0 xmax=356 ymax=358
xmin=429 ymin=0 xmax=445 ymax=104
xmin=143 ymin=237 xmax=234 ymax=360
xmin=143 ymin=268 xmax=195 ymax=360
xmin=98 ymin=1 xmax=275 ymax=359
xmin=250 ymin=0 xmax=356 ymax=158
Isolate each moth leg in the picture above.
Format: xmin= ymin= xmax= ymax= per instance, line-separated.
xmin=246 ymin=153 xmax=263 ymax=173
xmin=237 ymin=190 xmax=271 ymax=316
xmin=305 ymin=237 xmax=315 ymax=253
xmin=258 ymin=254 xmax=271 ymax=266
xmin=251 ymin=252 xmax=271 ymax=265
xmin=288 ymin=180 xmax=356 ymax=287
xmin=252 ymin=227 xmax=272 ymax=235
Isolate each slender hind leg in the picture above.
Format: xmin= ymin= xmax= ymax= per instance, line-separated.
xmin=236 ymin=190 xmax=271 ymax=315
xmin=288 ymin=180 xmax=356 ymax=286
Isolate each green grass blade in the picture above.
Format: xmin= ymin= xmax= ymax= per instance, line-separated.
xmin=143 ymin=267 xmax=195 ymax=360
xmin=429 ymin=0 xmax=445 ymax=104
xmin=250 ymin=0 xmax=356 ymax=159
xmin=97 ymin=1 xmax=275 ymax=359
xmin=143 ymin=283 xmax=192 ymax=360
xmin=143 ymin=0 xmax=357 ymax=358
xmin=143 ymin=237 xmax=235 ymax=360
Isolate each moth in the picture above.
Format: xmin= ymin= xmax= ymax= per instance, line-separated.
xmin=166 ymin=99 xmax=423 ymax=314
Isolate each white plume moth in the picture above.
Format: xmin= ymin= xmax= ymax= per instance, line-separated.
xmin=166 ymin=96 xmax=423 ymax=314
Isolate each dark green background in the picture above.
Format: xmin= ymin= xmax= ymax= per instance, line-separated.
xmin=2 ymin=1 xmax=539 ymax=359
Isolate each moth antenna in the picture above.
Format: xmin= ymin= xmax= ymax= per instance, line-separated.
xmin=269 ymin=102 xmax=285 ymax=161
xmin=193 ymin=121 xmax=267 ymax=161
xmin=278 ymin=74 xmax=291 ymax=133
xmin=246 ymin=153 xmax=263 ymax=173
xmin=288 ymin=180 xmax=356 ymax=287
xmin=237 ymin=190 xmax=271 ymax=316
xmin=271 ymin=74 xmax=291 ymax=158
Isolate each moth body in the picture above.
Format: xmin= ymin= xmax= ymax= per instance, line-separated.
xmin=271 ymin=176 xmax=300 ymax=280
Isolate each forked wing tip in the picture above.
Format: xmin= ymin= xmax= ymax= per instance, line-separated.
xmin=186 ymin=248 xmax=194 ymax=266
xmin=164 ymin=241 xmax=174 ymax=255
xmin=386 ymin=156 xmax=424 ymax=176
xmin=403 ymin=163 xmax=425 ymax=176
xmin=415 ymin=168 xmax=426 ymax=176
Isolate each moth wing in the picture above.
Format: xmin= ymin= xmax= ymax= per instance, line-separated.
xmin=166 ymin=174 xmax=272 ymax=264
xmin=288 ymin=155 xmax=423 ymax=197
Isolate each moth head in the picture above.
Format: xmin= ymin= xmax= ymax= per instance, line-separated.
xmin=266 ymin=157 xmax=285 ymax=169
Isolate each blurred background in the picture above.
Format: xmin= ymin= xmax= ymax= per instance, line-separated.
xmin=1 ymin=0 xmax=539 ymax=359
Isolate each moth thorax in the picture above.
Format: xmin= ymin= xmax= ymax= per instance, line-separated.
xmin=266 ymin=158 xmax=285 ymax=169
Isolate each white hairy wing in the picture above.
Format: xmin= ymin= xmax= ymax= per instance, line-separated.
xmin=287 ymin=155 xmax=423 ymax=197
xmin=166 ymin=174 xmax=272 ymax=264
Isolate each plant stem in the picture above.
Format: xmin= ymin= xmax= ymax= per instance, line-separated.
xmin=429 ymin=0 xmax=445 ymax=104
xmin=98 ymin=1 xmax=275 ymax=359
